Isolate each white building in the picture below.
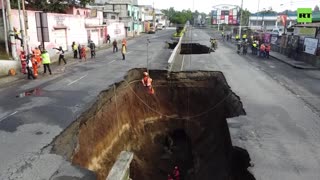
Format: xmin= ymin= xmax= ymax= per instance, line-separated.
xmin=249 ymin=12 xmax=297 ymax=31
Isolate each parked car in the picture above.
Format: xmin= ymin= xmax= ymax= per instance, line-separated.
xmin=156 ymin=24 xmax=163 ymax=30
xmin=271 ymin=28 xmax=284 ymax=36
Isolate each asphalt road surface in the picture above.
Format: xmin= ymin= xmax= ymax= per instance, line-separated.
xmin=172 ymin=27 xmax=320 ymax=180
xmin=0 ymin=29 xmax=174 ymax=179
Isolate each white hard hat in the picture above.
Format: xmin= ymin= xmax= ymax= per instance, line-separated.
xmin=143 ymin=72 xmax=148 ymax=76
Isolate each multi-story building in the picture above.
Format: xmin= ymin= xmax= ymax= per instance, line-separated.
xmin=93 ymin=0 xmax=140 ymax=37
xmin=248 ymin=11 xmax=297 ymax=31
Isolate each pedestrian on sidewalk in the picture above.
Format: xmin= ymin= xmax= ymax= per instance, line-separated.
xmin=72 ymin=42 xmax=78 ymax=59
xmin=112 ymin=39 xmax=118 ymax=53
xmin=53 ymin=46 xmax=67 ymax=65
xmin=26 ymin=54 xmax=36 ymax=80
xmin=41 ymin=50 xmax=52 ymax=75
xmin=121 ymin=43 xmax=126 ymax=60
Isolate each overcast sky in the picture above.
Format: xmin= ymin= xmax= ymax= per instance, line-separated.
xmin=139 ymin=0 xmax=319 ymax=13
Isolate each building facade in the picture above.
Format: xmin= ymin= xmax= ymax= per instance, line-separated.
xmin=249 ymin=12 xmax=297 ymax=31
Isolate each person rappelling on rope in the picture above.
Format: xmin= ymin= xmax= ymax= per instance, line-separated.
xmin=141 ymin=71 xmax=155 ymax=94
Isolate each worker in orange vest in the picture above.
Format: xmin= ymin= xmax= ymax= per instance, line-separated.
xmin=173 ymin=166 xmax=180 ymax=180
xmin=31 ymin=52 xmax=39 ymax=77
xmin=141 ymin=72 xmax=154 ymax=94
xmin=167 ymin=174 xmax=174 ymax=180
xmin=19 ymin=51 xmax=27 ymax=74
xmin=33 ymin=47 xmax=42 ymax=66
xmin=122 ymin=38 xmax=127 ymax=46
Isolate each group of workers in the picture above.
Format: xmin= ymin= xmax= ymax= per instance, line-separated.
xmin=251 ymin=40 xmax=271 ymax=58
xmin=20 ymin=47 xmax=52 ymax=80
xmin=167 ymin=166 xmax=180 ymax=180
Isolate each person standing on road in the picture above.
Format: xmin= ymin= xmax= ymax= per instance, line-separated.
xmin=265 ymin=44 xmax=271 ymax=59
xmin=78 ymin=43 xmax=81 ymax=59
xmin=80 ymin=45 xmax=87 ymax=62
xmin=121 ymin=43 xmax=126 ymax=60
xmin=19 ymin=51 xmax=27 ymax=74
xmin=112 ymin=39 xmax=118 ymax=53
xmin=53 ymin=46 xmax=67 ymax=65
xmin=106 ymin=34 xmax=111 ymax=44
xmin=72 ymin=42 xmax=78 ymax=59
xmin=26 ymin=54 xmax=36 ymax=79
xmin=41 ymin=50 xmax=52 ymax=75
xmin=89 ymin=41 xmax=96 ymax=58
xmin=259 ymin=43 xmax=266 ymax=58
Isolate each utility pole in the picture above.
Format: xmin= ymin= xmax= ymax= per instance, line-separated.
xmin=238 ymin=0 xmax=243 ymax=39
xmin=1 ymin=0 xmax=9 ymax=55
xmin=6 ymin=0 xmax=18 ymax=60
xmin=22 ymin=0 xmax=29 ymax=53
xmin=152 ymin=1 xmax=155 ymax=28
xmin=17 ymin=0 xmax=25 ymax=52
xmin=256 ymin=0 xmax=260 ymax=27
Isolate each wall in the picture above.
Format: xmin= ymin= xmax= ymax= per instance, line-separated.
xmin=0 ymin=60 xmax=19 ymax=77
xmin=0 ymin=9 xmax=105 ymax=57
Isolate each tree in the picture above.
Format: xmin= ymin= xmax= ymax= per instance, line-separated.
xmin=240 ymin=9 xmax=251 ymax=26
xmin=314 ymin=5 xmax=319 ymax=12
xmin=10 ymin=0 xmax=93 ymax=12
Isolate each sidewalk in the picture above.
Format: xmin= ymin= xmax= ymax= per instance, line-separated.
xmin=269 ymin=51 xmax=320 ymax=70
xmin=0 ymin=39 xmax=129 ymax=88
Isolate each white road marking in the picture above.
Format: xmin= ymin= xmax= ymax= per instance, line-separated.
xmin=127 ymin=51 xmax=132 ymax=54
xmin=269 ymin=65 xmax=275 ymax=68
xmin=0 ymin=111 xmax=18 ymax=122
xmin=68 ymin=73 xmax=88 ymax=86
xmin=108 ymin=60 xmax=116 ymax=64
xmin=181 ymin=55 xmax=185 ymax=71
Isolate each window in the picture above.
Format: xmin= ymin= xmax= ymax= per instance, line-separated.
xmin=111 ymin=15 xmax=116 ymax=19
xmin=128 ymin=11 xmax=130 ymax=17
xmin=103 ymin=12 xmax=108 ymax=18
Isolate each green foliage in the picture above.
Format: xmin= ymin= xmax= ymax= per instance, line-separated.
xmin=162 ymin=7 xmax=206 ymax=25
xmin=240 ymin=9 xmax=251 ymax=26
xmin=10 ymin=0 xmax=93 ymax=12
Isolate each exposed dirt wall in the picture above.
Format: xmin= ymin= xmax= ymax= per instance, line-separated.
xmin=50 ymin=69 xmax=247 ymax=180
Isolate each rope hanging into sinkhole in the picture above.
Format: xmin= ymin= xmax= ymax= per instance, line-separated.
xmin=124 ymin=80 xmax=232 ymax=120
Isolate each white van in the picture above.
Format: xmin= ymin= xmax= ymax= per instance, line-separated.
xmin=271 ymin=28 xmax=284 ymax=36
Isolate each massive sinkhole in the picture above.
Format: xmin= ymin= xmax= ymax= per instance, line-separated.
xmin=50 ymin=69 xmax=255 ymax=180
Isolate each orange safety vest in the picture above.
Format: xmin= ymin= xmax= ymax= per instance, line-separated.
xmin=260 ymin=45 xmax=265 ymax=51
xmin=31 ymin=56 xmax=38 ymax=76
xmin=122 ymin=39 xmax=127 ymax=46
xmin=265 ymin=45 xmax=271 ymax=52
xmin=141 ymin=77 xmax=154 ymax=94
